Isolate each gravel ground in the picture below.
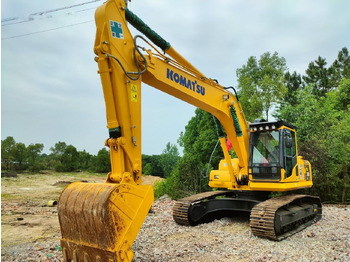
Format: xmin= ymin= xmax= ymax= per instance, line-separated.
xmin=2 ymin=196 xmax=350 ymax=262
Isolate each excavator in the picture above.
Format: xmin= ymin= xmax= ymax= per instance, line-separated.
xmin=57 ymin=0 xmax=322 ymax=261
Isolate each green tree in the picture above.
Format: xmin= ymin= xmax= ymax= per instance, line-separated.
xmin=39 ymin=153 xmax=51 ymax=170
xmin=50 ymin=141 xmax=67 ymax=156
xmin=93 ymin=148 xmax=111 ymax=173
xmin=50 ymin=141 xmax=67 ymax=159
xmin=276 ymin=85 xmax=318 ymax=139
xmin=236 ymin=52 xmax=287 ymax=121
xmin=179 ymin=109 xmax=224 ymax=191
xmin=60 ymin=145 xmax=80 ymax=172
xmin=78 ymin=150 xmax=93 ymax=171
xmin=303 ymin=56 xmax=337 ymax=98
xmin=332 ymin=47 xmax=350 ymax=81
xmin=176 ymin=153 xmax=203 ymax=194
xmin=303 ymin=47 xmax=350 ymax=99
xmin=178 ymin=109 xmax=221 ymax=167
xmin=156 ymin=109 xmax=223 ymax=199
xmin=283 ymin=71 xmax=304 ymax=105
xmin=1 ymin=136 xmax=16 ymax=170
xmin=159 ymin=142 xmax=180 ymax=178
xmin=277 ymin=84 xmax=350 ymax=202
xmin=143 ymin=163 xmax=153 ymax=175
xmin=337 ymin=78 xmax=350 ymax=111
xmin=13 ymin=142 xmax=27 ymax=171
xmin=26 ymin=143 xmax=44 ymax=172
xmin=50 ymin=141 xmax=68 ymax=171
xmin=329 ymin=78 xmax=350 ymax=203
xmin=142 ymin=154 xmax=164 ymax=177
xmin=326 ymin=112 xmax=350 ymax=203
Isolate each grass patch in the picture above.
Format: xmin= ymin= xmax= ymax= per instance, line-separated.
xmin=1 ymin=193 xmax=16 ymax=199
xmin=1 ymin=171 xmax=108 ymax=205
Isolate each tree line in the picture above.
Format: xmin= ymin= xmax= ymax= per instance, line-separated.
xmin=1 ymin=138 xmax=111 ymax=173
xmin=154 ymin=47 xmax=349 ymax=203
xmin=1 ymin=137 xmax=180 ymax=178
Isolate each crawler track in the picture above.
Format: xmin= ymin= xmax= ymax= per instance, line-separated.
xmin=173 ymin=192 xmax=322 ymax=241
xmin=173 ymin=191 xmax=233 ymax=226
xmin=250 ymin=194 xmax=322 ymax=241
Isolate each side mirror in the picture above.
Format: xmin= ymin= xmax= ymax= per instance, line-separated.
xmin=286 ymin=137 xmax=293 ymax=148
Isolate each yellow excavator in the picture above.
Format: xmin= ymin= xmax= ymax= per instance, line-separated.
xmin=58 ymin=0 xmax=322 ymax=261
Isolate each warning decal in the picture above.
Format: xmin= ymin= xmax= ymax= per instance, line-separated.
xmin=131 ymin=84 xmax=138 ymax=102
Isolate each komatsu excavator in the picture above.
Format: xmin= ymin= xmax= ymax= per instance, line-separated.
xmin=58 ymin=0 xmax=322 ymax=261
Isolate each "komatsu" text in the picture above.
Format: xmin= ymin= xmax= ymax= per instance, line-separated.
xmin=166 ymin=68 xmax=205 ymax=96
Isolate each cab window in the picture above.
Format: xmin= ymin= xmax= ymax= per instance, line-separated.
xmin=251 ymin=131 xmax=280 ymax=166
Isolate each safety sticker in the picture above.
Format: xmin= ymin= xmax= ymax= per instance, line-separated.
xmin=110 ymin=20 xmax=124 ymax=39
xmin=131 ymin=84 xmax=138 ymax=102
xmin=306 ymin=165 xmax=310 ymax=181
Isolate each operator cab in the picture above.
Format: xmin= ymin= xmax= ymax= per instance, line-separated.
xmin=248 ymin=119 xmax=297 ymax=181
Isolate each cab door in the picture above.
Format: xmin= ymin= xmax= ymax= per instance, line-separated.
xmin=283 ymin=129 xmax=297 ymax=178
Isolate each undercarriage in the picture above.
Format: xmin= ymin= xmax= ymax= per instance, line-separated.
xmin=173 ymin=191 xmax=322 ymax=240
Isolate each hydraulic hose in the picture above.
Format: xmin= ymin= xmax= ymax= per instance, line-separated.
xmin=125 ymin=8 xmax=171 ymax=52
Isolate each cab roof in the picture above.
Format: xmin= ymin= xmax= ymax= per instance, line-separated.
xmin=249 ymin=120 xmax=297 ymax=130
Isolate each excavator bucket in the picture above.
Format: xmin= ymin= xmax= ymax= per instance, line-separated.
xmin=58 ymin=181 xmax=153 ymax=262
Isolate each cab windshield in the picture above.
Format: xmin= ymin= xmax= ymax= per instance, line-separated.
xmin=251 ymin=131 xmax=279 ymax=166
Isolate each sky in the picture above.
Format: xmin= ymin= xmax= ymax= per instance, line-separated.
xmin=1 ymin=0 xmax=350 ymax=156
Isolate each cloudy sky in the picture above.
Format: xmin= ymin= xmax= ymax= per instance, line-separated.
xmin=2 ymin=0 xmax=349 ymax=156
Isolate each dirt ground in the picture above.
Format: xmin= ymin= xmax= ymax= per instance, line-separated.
xmin=3 ymin=173 xmax=349 ymax=262
xmin=1 ymin=171 xmax=163 ymax=260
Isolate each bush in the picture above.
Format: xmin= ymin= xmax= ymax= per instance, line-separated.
xmin=153 ymin=171 xmax=187 ymax=200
